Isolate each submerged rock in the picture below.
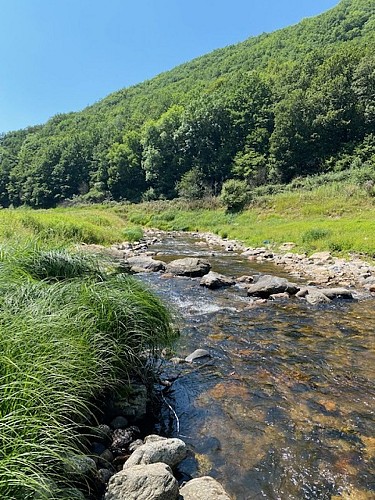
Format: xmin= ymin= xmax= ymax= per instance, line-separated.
xmin=166 ymin=257 xmax=211 ymax=277
xmin=179 ymin=476 xmax=231 ymax=499
xmin=246 ymin=275 xmax=299 ymax=298
xmin=105 ymin=462 xmax=179 ymax=500
xmin=200 ymin=271 xmax=235 ymax=289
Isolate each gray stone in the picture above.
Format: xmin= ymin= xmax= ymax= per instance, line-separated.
xmin=98 ymin=449 xmax=114 ymax=468
xmin=110 ymin=427 xmax=140 ymax=456
xmin=200 ymin=271 xmax=235 ymax=289
xmin=166 ymin=258 xmax=211 ymax=277
xmin=179 ymin=476 xmax=231 ymax=499
xmin=129 ymin=439 xmax=144 ymax=452
xmin=185 ymin=349 xmax=210 ymax=363
xmin=305 ymin=289 xmax=331 ymax=305
xmin=105 ymin=462 xmax=179 ymax=500
xmin=319 ymin=287 xmax=353 ymax=300
xmin=246 ymin=275 xmax=299 ymax=298
xmin=98 ymin=468 xmax=113 ymax=484
xmin=123 ymin=438 xmax=187 ymax=470
xmin=126 ymin=256 xmax=166 ymax=272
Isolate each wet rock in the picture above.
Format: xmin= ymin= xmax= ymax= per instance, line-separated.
xmin=123 ymin=437 xmax=187 ymax=470
xmin=179 ymin=476 xmax=231 ymax=500
xmin=126 ymin=256 xmax=166 ymax=272
xmin=110 ymin=416 xmax=129 ymax=430
xmin=200 ymin=271 xmax=235 ymax=289
xmin=110 ymin=427 xmax=140 ymax=456
xmin=165 ymin=257 xmax=211 ymax=277
xmin=98 ymin=449 xmax=114 ymax=468
xmin=105 ymin=462 xmax=179 ymax=500
xmin=98 ymin=468 xmax=113 ymax=484
xmin=246 ymin=275 xmax=299 ymax=298
xmin=185 ymin=349 xmax=211 ymax=363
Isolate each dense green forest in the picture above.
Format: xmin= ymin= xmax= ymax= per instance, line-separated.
xmin=0 ymin=0 xmax=374 ymax=208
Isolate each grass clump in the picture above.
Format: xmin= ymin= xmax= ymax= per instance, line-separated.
xmin=122 ymin=226 xmax=144 ymax=242
xmin=0 ymin=242 xmax=176 ymax=499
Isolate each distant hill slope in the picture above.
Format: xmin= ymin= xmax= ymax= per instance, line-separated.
xmin=0 ymin=0 xmax=374 ymax=207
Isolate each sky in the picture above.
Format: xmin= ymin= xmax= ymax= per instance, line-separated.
xmin=0 ymin=0 xmax=339 ymax=134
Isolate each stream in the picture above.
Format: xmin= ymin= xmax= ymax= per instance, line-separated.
xmin=138 ymin=233 xmax=375 ymax=499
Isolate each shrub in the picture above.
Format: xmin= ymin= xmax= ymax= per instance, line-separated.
xmin=123 ymin=226 xmax=144 ymax=242
xmin=220 ymin=179 xmax=250 ymax=212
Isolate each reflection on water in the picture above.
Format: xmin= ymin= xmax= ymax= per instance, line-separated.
xmin=139 ymin=235 xmax=375 ymax=499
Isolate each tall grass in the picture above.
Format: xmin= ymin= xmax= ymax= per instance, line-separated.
xmin=0 ymin=243 xmax=176 ymax=499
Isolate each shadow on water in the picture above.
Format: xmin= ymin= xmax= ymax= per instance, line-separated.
xmin=138 ymin=234 xmax=375 ymax=499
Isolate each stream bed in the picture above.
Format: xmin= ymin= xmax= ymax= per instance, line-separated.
xmin=138 ymin=233 xmax=375 ymax=499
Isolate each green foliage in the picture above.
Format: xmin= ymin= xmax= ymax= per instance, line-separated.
xmin=302 ymin=228 xmax=332 ymax=243
xmin=176 ymin=167 xmax=207 ymax=200
xmin=0 ymin=0 xmax=375 ymax=206
xmin=0 ymin=242 xmax=175 ymax=499
xmin=122 ymin=225 xmax=144 ymax=242
xmin=220 ymin=179 xmax=250 ymax=212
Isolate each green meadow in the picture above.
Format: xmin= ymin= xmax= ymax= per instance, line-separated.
xmin=119 ymin=182 xmax=375 ymax=259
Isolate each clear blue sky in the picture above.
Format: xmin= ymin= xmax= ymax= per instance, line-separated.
xmin=0 ymin=0 xmax=339 ymax=134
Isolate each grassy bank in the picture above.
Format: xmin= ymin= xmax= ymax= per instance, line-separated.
xmin=116 ymin=182 xmax=375 ymax=259
xmin=0 ymin=241 xmax=175 ymax=499
xmin=0 ymin=206 xmax=128 ymax=246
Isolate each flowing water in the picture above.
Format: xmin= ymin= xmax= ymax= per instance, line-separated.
xmin=138 ymin=233 xmax=375 ymax=499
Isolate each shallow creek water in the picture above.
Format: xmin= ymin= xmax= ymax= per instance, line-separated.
xmin=138 ymin=234 xmax=375 ymax=499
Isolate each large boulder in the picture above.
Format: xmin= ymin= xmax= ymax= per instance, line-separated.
xmin=246 ymin=275 xmax=299 ymax=298
xmin=166 ymin=258 xmax=211 ymax=277
xmin=126 ymin=256 xmax=166 ymax=273
xmin=123 ymin=437 xmax=187 ymax=470
xmin=105 ymin=462 xmax=179 ymax=500
xmin=200 ymin=271 xmax=235 ymax=289
xmin=179 ymin=476 xmax=231 ymax=500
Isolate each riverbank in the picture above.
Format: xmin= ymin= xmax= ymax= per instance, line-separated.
xmin=115 ymin=183 xmax=375 ymax=259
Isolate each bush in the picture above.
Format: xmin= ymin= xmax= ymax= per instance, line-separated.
xmin=123 ymin=226 xmax=144 ymax=242
xmin=220 ymin=179 xmax=250 ymax=212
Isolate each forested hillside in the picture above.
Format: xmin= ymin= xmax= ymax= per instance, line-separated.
xmin=0 ymin=0 xmax=374 ymax=208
